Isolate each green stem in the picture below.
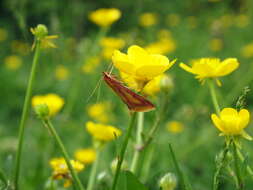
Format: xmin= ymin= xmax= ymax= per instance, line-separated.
xmin=140 ymin=144 xmax=154 ymax=182
xmin=87 ymin=148 xmax=101 ymax=190
xmin=111 ymin=112 xmax=137 ymax=190
xmin=13 ymin=40 xmax=41 ymax=190
xmin=237 ymin=149 xmax=253 ymax=180
xmin=232 ymin=141 xmax=244 ymax=190
xmin=213 ymin=141 xmax=230 ymax=190
xmin=0 ymin=168 xmax=8 ymax=188
xmin=130 ymin=112 xmax=144 ymax=173
xmin=208 ymin=79 xmax=220 ymax=115
xmin=42 ymin=119 xmax=85 ymax=190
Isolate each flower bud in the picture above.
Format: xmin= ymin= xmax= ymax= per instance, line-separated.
xmin=160 ymin=75 xmax=174 ymax=92
xmin=110 ymin=158 xmax=128 ymax=173
xmin=34 ymin=104 xmax=49 ymax=119
xmin=31 ymin=24 xmax=48 ymax=39
xmin=159 ymin=173 xmax=177 ymax=190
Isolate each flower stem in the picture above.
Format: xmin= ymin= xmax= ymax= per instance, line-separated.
xmin=130 ymin=112 xmax=144 ymax=173
xmin=42 ymin=119 xmax=85 ymax=190
xmin=111 ymin=112 xmax=137 ymax=190
xmin=232 ymin=141 xmax=244 ymax=190
xmin=237 ymin=149 xmax=253 ymax=179
xmin=208 ymin=79 xmax=220 ymax=115
xmin=87 ymin=148 xmax=101 ymax=190
xmin=213 ymin=141 xmax=231 ymax=190
xmin=13 ymin=41 xmax=41 ymax=190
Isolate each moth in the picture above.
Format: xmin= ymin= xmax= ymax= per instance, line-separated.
xmin=103 ymin=72 xmax=155 ymax=112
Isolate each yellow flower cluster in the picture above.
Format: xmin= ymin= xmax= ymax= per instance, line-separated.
xmin=74 ymin=148 xmax=96 ymax=164
xmin=89 ymin=8 xmax=121 ymax=27
xmin=87 ymin=102 xmax=111 ymax=123
xmin=55 ymin=65 xmax=69 ymax=80
xmin=86 ymin=121 xmax=122 ymax=142
xmin=180 ymin=58 xmax=239 ymax=86
xmin=100 ymin=37 xmax=125 ymax=60
xmin=211 ymin=108 xmax=252 ymax=140
xmin=139 ymin=13 xmax=157 ymax=27
xmin=82 ymin=56 xmax=101 ymax=74
xmin=112 ymin=45 xmax=175 ymax=91
xmin=50 ymin=157 xmax=84 ymax=187
xmin=166 ymin=121 xmax=185 ymax=134
xmin=32 ymin=93 xmax=64 ymax=117
xmin=4 ymin=55 xmax=22 ymax=70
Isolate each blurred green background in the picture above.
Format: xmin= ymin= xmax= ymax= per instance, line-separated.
xmin=1 ymin=0 xmax=253 ymax=189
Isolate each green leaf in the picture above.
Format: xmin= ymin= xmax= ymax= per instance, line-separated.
xmin=117 ymin=171 xmax=148 ymax=190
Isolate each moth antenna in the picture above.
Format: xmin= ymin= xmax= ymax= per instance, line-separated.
xmin=86 ymin=77 xmax=103 ymax=103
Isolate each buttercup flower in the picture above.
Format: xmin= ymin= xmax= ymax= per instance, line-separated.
xmin=88 ymin=8 xmax=121 ymax=27
xmin=4 ymin=55 xmax=22 ymax=70
xmin=166 ymin=121 xmax=184 ymax=134
xmin=139 ymin=12 xmax=157 ymax=27
xmin=31 ymin=24 xmax=58 ymax=50
xmin=50 ymin=157 xmax=84 ymax=187
xmin=55 ymin=65 xmax=69 ymax=80
xmin=32 ymin=93 xmax=64 ymax=117
xmin=86 ymin=121 xmax=122 ymax=142
xmin=74 ymin=148 xmax=96 ymax=164
xmin=87 ymin=102 xmax=111 ymax=123
xmin=112 ymin=45 xmax=175 ymax=90
xmin=211 ymin=108 xmax=252 ymax=140
xmin=100 ymin=37 xmax=125 ymax=60
xmin=145 ymin=39 xmax=176 ymax=55
xmin=180 ymin=58 xmax=239 ymax=86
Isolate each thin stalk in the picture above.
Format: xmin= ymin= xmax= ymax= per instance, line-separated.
xmin=13 ymin=40 xmax=41 ymax=190
xmin=213 ymin=141 xmax=230 ymax=190
xmin=0 ymin=168 xmax=8 ymax=188
xmin=42 ymin=119 xmax=85 ymax=190
xmin=208 ymin=79 xmax=220 ymax=115
xmin=87 ymin=148 xmax=101 ymax=190
xmin=130 ymin=112 xmax=144 ymax=173
xmin=232 ymin=141 xmax=244 ymax=190
xmin=140 ymin=144 xmax=154 ymax=182
xmin=237 ymin=149 xmax=253 ymax=179
xmin=111 ymin=112 xmax=137 ymax=190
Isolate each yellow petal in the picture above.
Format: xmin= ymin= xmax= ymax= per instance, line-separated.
xmin=220 ymin=108 xmax=238 ymax=118
xmin=216 ymin=58 xmax=239 ymax=76
xmin=238 ymin=109 xmax=250 ymax=129
xmin=135 ymin=64 xmax=169 ymax=79
xmin=179 ymin=63 xmax=196 ymax=74
xmin=211 ymin=114 xmax=224 ymax=132
xmin=127 ymin=45 xmax=149 ymax=65
xmin=112 ymin=50 xmax=135 ymax=75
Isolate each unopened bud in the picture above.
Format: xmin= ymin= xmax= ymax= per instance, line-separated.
xmin=160 ymin=75 xmax=174 ymax=92
xmin=34 ymin=104 xmax=49 ymax=119
xmin=31 ymin=24 xmax=48 ymax=39
xmin=110 ymin=158 xmax=128 ymax=173
xmin=159 ymin=172 xmax=177 ymax=190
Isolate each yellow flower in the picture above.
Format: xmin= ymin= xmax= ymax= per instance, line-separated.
xmin=87 ymin=102 xmax=111 ymax=123
xmin=167 ymin=14 xmax=180 ymax=27
xmin=50 ymin=157 xmax=84 ymax=187
xmin=234 ymin=14 xmax=249 ymax=28
xmin=88 ymin=8 xmax=121 ymax=27
xmin=86 ymin=121 xmax=122 ymax=142
xmin=142 ymin=74 xmax=172 ymax=96
xmin=112 ymin=45 xmax=175 ymax=89
xmin=241 ymin=42 xmax=253 ymax=58
xmin=180 ymin=58 xmax=239 ymax=86
xmin=139 ymin=13 xmax=157 ymax=27
xmin=74 ymin=148 xmax=96 ymax=164
xmin=211 ymin=108 xmax=252 ymax=140
xmin=187 ymin=16 xmax=198 ymax=29
xmin=55 ymin=65 xmax=69 ymax=80
xmin=31 ymin=24 xmax=58 ymax=50
xmin=209 ymin=38 xmax=223 ymax=52
xmin=166 ymin=121 xmax=184 ymax=134
xmin=32 ymin=94 xmax=64 ymax=117
xmin=145 ymin=39 xmax=176 ymax=55
xmin=82 ymin=56 xmax=101 ymax=73
xmin=0 ymin=28 xmax=8 ymax=42
xmin=100 ymin=37 xmax=125 ymax=49
xmin=4 ymin=55 xmax=22 ymax=70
